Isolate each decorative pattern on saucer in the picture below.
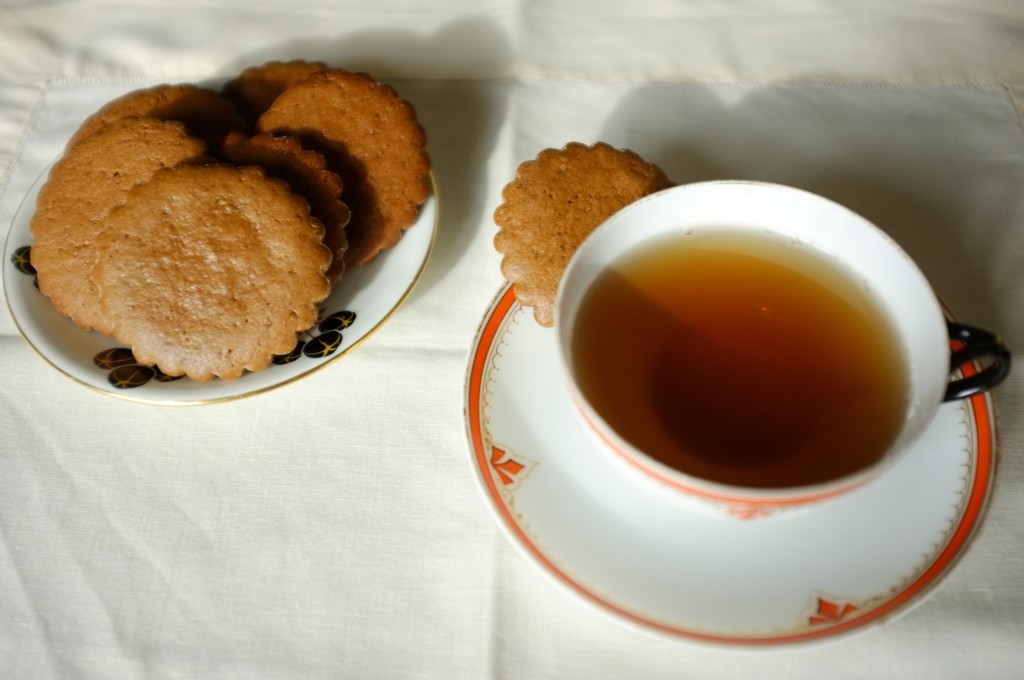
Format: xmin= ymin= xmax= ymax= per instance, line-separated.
xmin=807 ymin=595 xmax=863 ymax=627
xmin=465 ymin=284 xmax=996 ymax=646
xmin=486 ymin=443 xmax=536 ymax=491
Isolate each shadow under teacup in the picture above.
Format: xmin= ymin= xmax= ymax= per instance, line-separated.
xmin=555 ymin=181 xmax=1010 ymax=517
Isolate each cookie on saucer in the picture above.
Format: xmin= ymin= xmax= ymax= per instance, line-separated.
xmin=493 ymin=142 xmax=674 ymax=327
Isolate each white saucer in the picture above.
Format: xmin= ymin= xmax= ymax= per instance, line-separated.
xmin=3 ymin=163 xmax=438 ymax=404
xmin=464 ymin=284 xmax=996 ymax=647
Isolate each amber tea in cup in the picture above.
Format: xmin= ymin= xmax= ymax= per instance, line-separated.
xmin=555 ymin=180 xmax=1010 ymax=513
xmin=571 ymin=228 xmax=907 ymax=489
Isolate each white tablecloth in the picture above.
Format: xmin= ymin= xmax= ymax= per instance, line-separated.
xmin=1 ymin=2 xmax=1022 ymax=678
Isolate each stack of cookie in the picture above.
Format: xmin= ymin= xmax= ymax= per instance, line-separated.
xmin=29 ymin=61 xmax=430 ymax=381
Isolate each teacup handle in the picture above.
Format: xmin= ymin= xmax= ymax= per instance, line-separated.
xmin=944 ymin=321 xmax=1012 ymax=402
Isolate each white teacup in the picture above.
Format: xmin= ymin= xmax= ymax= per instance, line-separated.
xmin=555 ymin=181 xmax=1010 ymax=516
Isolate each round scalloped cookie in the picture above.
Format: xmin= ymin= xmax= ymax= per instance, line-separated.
xmin=217 ymin=131 xmax=350 ymax=283
xmin=68 ymin=84 xmax=245 ymax=146
xmin=221 ymin=60 xmax=330 ymax=125
xmin=91 ymin=164 xmax=332 ymax=382
xmin=29 ymin=116 xmax=209 ymax=334
xmin=493 ymin=142 xmax=674 ymax=327
xmin=256 ymin=69 xmax=430 ymax=266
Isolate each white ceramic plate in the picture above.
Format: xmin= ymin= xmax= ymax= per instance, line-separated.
xmin=3 ymin=163 xmax=438 ymax=404
xmin=465 ymin=284 xmax=996 ymax=647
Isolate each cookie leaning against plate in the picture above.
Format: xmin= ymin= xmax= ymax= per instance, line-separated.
xmin=256 ymin=68 xmax=430 ymax=266
xmin=29 ymin=116 xmax=209 ymax=335
xmin=91 ymin=164 xmax=332 ymax=382
xmin=493 ymin=142 xmax=674 ymax=327
xmin=217 ymin=131 xmax=350 ymax=283
xmin=68 ymin=83 xmax=246 ymax=146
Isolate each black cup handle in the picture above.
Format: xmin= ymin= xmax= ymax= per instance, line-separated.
xmin=944 ymin=321 xmax=1012 ymax=402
